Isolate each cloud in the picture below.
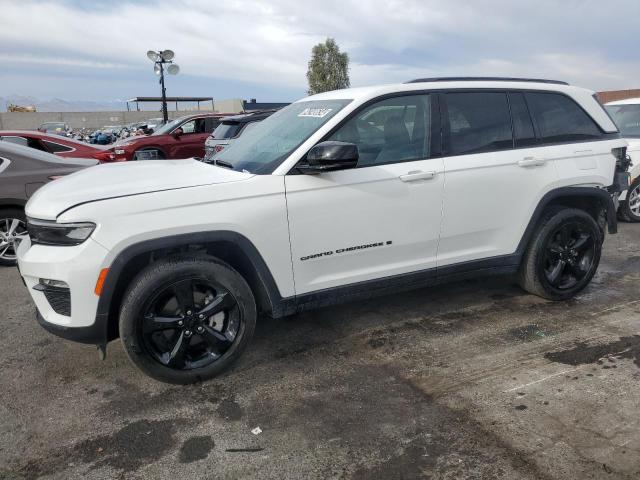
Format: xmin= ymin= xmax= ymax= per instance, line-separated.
xmin=0 ymin=0 xmax=639 ymax=101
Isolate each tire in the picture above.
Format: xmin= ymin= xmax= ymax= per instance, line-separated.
xmin=0 ymin=208 xmax=27 ymax=267
xmin=119 ymin=254 xmax=256 ymax=384
xmin=518 ymin=208 xmax=602 ymax=301
xmin=619 ymin=178 xmax=640 ymax=223
xmin=134 ymin=148 xmax=166 ymax=160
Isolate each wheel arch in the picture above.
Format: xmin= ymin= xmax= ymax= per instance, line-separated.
xmin=516 ymin=186 xmax=616 ymax=257
xmin=134 ymin=145 xmax=168 ymax=159
xmin=98 ymin=231 xmax=284 ymax=342
xmin=0 ymin=199 xmax=26 ymax=209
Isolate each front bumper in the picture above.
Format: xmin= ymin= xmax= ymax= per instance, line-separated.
xmin=17 ymin=236 xmax=111 ymax=344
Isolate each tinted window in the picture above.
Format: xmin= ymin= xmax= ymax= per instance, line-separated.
xmin=509 ymin=93 xmax=537 ymax=147
xmin=1 ymin=136 xmax=28 ymax=147
xmin=204 ymin=117 xmax=219 ymax=133
xmin=328 ymin=94 xmax=431 ymax=166
xmin=42 ymin=140 xmax=73 ymax=153
xmin=212 ymin=122 xmax=241 ymax=139
xmin=606 ymin=104 xmax=640 ymax=137
xmin=445 ymin=92 xmax=512 ymax=155
xmin=526 ymin=92 xmax=601 ymax=143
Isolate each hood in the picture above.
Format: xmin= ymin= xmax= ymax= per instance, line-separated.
xmin=26 ymin=159 xmax=253 ymax=220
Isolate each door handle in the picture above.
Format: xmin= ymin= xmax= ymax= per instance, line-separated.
xmin=517 ymin=157 xmax=547 ymax=168
xmin=399 ymin=170 xmax=437 ymax=182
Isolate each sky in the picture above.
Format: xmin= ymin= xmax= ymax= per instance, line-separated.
xmin=1 ymin=0 xmax=639 ymax=106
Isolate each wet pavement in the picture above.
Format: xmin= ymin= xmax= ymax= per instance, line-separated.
xmin=1 ymin=223 xmax=639 ymax=479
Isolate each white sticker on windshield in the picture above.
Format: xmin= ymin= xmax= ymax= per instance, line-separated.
xmin=298 ymin=108 xmax=332 ymax=118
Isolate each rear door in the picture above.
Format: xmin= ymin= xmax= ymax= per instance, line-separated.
xmin=437 ymin=90 xmax=559 ymax=268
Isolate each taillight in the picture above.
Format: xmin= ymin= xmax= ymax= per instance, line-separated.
xmin=214 ymin=145 xmax=225 ymax=153
xmin=92 ymin=150 xmax=116 ymax=162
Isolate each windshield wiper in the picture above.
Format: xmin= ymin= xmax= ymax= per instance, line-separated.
xmin=214 ymin=159 xmax=234 ymax=170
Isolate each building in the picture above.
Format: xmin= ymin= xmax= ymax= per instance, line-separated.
xmin=597 ymin=89 xmax=640 ymax=104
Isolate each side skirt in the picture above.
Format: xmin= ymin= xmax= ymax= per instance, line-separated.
xmin=276 ymin=254 xmax=521 ymax=317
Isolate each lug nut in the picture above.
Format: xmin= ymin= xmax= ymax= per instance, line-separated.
xmin=178 ymin=320 xmax=184 ymax=326
xmin=184 ymin=330 xmax=192 ymax=337
xmin=186 ymin=310 xmax=192 ymax=316
xmin=199 ymin=314 xmax=204 ymax=319
xmin=197 ymin=326 xmax=204 ymax=333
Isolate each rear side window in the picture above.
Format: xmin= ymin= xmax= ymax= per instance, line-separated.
xmin=204 ymin=117 xmax=220 ymax=133
xmin=444 ymin=92 xmax=512 ymax=155
xmin=42 ymin=140 xmax=73 ymax=153
xmin=526 ymin=92 xmax=602 ymax=143
xmin=0 ymin=136 xmax=28 ymax=147
xmin=509 ymin=93 xmax=537 ymax=147
xmin=213 ymin=122 xmax=242 ymax=139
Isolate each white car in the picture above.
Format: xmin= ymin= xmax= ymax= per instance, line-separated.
xmin=605 ymin=98 xmax=640 ymax=221
xmin=17 ymin=77 xmax=629 ymax=384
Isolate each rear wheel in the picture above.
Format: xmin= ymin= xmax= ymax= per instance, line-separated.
xmin=518 ymin=208 xmax=602 ymax=300
xmin=619 ymin=178 xmax=640 ymax=223
xmin=119 ymin=255 xmax=256 ymax=384
xmin=0 ymin=208 xmax=27 ymax=267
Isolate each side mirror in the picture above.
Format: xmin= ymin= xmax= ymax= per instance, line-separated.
xmin=172 ymin=127 xmax=183 ymax=138
xmin=298 ymin=141 xmax=358 ymax=174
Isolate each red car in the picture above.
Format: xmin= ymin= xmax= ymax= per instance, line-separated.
xmin=99 ymin=113 xmax=231 ymax=162
xmin=0 ymin=130 xmax=106 ymax=159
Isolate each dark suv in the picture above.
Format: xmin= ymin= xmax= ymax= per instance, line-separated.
xmin=203 ymin=110 xmax=276 ymax=163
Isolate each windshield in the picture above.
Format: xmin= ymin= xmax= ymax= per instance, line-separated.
xmin=214 ymin=99 xmax=352 ymax=173
xmin=152 ymin=117 xmax=187 ymax=135
xmin=606 ymin=104 xmax=640 ymax=137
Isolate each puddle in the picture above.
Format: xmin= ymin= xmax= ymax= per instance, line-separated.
xmin=544 ymin=335 xmax=640 ymax=368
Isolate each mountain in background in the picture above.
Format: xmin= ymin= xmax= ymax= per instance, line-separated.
xmin=1 ymin=94 xmax=128 ymax=112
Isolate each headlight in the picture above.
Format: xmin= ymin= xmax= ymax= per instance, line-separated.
xmin=27 ymin=218 xmax=96 ymax=246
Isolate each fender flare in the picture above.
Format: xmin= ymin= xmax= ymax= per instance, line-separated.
xmin=515 ymin=186 xmax=617 ymax=256
xmin=94 ymin=231 xmax=284 ymax=343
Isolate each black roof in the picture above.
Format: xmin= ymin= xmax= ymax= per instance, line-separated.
xmin=405 ymin=77 xmax=569 ymax=86
xmin=243 ymin=100 xmax=290 ymax=111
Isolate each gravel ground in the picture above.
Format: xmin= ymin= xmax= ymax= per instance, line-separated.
xmin=1 ymin=223 xmax=639 ymax=479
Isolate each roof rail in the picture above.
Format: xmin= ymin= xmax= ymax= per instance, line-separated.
xmin=405 ymin=77 xmax=569 ymax=86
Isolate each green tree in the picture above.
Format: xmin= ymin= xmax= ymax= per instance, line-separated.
xmin=306 ymin=38 xmax=350 ymax=95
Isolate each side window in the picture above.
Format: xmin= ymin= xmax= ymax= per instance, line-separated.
xmin=526 ymin=92 xmax=602 ymax=143
xmin=42 ymin=140 xmax=73 ymax=153
xmin=328 ymin=94 xmax=431 ymax=166
xmin=509 ymin=93 xmax=537 ymax=147
xmin=179 ymin=120 xmax=196 ymax=134
xmin=444 ymin=92 xmax=512 ymax=155
xmin=1 ymin=136 xmax=29 ymax=147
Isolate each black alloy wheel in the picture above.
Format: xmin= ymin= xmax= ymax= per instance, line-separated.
xmin=140 ymin=278 xmax=240 ymax=370
xmin=542 ymin=222 xmax=596 ymax=291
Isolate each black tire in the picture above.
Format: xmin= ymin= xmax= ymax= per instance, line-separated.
xmin=0 ymin=208 xmax=27 ymax=267
xmin=518 ymin=208 xmax=602 ymax=301
xmin=134 ymin=148 xmax=166 ymax=160
xmin=119 ymin=254 xmax=256 ymax=384
xmin=618 ymin=177 xmax=640 ymax=223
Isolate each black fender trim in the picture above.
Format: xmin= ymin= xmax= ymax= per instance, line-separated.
xmin=516 ymin=187 xmax=617 ymax=256
xmin=94 ymin=231 xmax=285 ymax=343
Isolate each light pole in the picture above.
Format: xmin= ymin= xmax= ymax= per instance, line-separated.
xmin=146 ymin=50 xmax=180 ymax=123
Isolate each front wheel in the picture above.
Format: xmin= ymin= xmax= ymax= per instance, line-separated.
xmin=518 ymin=208 xmax=602 ymax=300
xmin=119 ymin=255 xmax=256 ymax=384
xmin=0 ymin=208 xmax=27 ymax=267
xmin=619 ymin=178 xmax=640 ymax=223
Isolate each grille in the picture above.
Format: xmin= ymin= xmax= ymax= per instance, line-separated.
xmin=42 ymin=287 xmax=71 ymax=316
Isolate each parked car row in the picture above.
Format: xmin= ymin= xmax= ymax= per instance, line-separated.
xmin=9 ymin=77 xmax=635 ymax=384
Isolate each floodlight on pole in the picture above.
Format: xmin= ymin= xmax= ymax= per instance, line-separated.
xmin=146 ymin=50 xmax=180 ymax=123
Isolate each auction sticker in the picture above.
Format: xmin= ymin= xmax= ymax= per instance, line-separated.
xmin=298 ymin=108 xmax=332 ymax=118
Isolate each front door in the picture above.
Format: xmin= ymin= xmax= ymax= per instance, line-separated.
xmin=285 ymin=93 xmax=445 ymax=295
xmin=168 ymin=117 xmax=213 ymax=159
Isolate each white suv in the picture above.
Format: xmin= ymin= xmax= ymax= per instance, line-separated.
xmin=17 ymin=78 xmax=629 ymax=384
xmin=605 ymin=97 xmax=640 ymax=221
